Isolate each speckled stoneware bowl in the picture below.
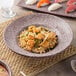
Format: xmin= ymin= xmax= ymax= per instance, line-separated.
xmin=4 ymin=13 xmax=73 ymax=57
xmin=0 ymin=60 xmax=12 ymax=76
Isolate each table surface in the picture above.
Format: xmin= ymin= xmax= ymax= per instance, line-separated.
xmin=0 ymin=0 xmax=76 ymax=76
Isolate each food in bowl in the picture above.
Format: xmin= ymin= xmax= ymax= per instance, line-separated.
xmin=18 ymin=25 xmax=58 ymax=54
xmin=0 ymin=65 xmax=9 ymax=76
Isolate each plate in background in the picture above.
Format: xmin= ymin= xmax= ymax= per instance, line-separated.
xmin=17 ymin=0 xmax=76 ymax=18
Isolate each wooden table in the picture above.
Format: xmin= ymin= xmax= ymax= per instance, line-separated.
xmin=0 ymin=0 xmax=76 ymax=76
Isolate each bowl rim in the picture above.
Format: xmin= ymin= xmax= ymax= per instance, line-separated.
xmin=3 ymin=13 xmax=73 ymax=57
xmin=0 ymin=60 xmax=12 ymax=76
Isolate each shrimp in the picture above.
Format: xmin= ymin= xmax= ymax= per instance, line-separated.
xmin=36 ymin=33 xmax=45 ymax=39
xmin=40 ymin=40 xmax=50 ymax=48
xmin=28 ymin=35 xmax=34 ymax=40
xmin=28 ymin=25 xmax=36 ymax=32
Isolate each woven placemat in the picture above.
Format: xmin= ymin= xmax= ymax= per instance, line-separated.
xmin=0 ymin=12 xmax=76 ymax=76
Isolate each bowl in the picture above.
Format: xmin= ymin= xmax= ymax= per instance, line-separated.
xmin=4 ymin=13 xmax=73 ymax=57
xmin=0 ymin=60 xmax=11 ymax=76
xmin=71 ymin=60 xmax=76 ymax=72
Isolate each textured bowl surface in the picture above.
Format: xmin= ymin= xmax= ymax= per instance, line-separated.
xmin=0 ymin=60 xmax=11 ymax=76
xmin=4 ymin=13 xmax=73 ymax=57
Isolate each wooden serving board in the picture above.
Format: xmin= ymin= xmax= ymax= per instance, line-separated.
xmin=17 ymin=0 xmax=76 ymax=18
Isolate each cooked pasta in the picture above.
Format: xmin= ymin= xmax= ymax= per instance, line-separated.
xmin=18 ymin=25 xmax=58 ymax=54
